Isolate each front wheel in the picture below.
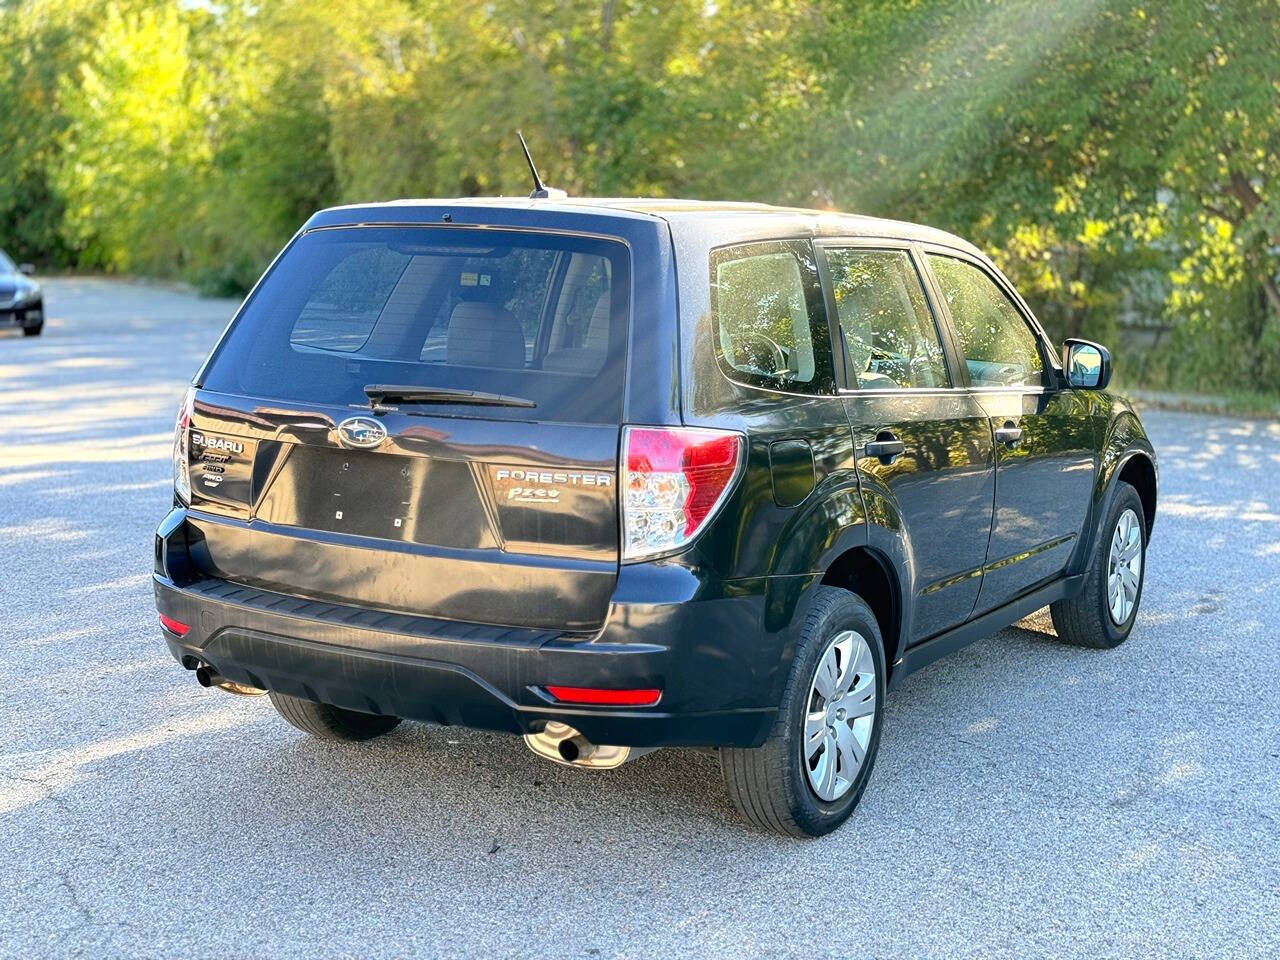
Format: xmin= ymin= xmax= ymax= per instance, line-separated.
xmin=1050 ymin=480 xmax=1147 ymax=648
xmin=721 ymin=587 xmax=886 ymax=838
xmin=22 ymin=323 xmax=42 ymax=337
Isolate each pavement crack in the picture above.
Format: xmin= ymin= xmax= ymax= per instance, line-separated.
xmin=4 ymin=771 xmax=137 ymax=935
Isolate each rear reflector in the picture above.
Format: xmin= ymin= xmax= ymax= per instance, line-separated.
xmin=544 ymin=685 xmax=662 ymax=707
xmin=158 ymin=613 xmax=190 ymax=637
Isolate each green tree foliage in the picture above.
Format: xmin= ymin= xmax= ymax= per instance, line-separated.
xmin=807 ymin=0 xmax=1280 ymax=391
xmin=0 ymin=0 xmax=103 ymax=265
xmin=0 ymin=0 xmax=1276 ymax=394
xmin=53 ymin=2 xmax=212 ymax=272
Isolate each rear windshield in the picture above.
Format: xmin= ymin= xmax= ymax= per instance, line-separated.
xmin=201 ymin=226 xmax=630 ymax=423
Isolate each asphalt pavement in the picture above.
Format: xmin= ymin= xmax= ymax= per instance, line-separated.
xmin=1 ymin=278 xmax=1277 ymax=959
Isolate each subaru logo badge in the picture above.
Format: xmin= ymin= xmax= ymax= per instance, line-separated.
xmin=337 ymin=416 xmax=387 ymax=450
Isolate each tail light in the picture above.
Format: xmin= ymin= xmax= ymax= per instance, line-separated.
xmin=622 ymin=426 xmax=744 ymax=561
xmin=173 ymin=386 xmax=194 ymax=504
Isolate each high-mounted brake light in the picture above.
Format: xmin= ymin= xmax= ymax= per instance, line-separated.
xmin=544 ymin=685 xmax=662 ymax=707
xmin=172 ymin=386 xmax=194 ymax=504
xmin=158 ymin=613 xmax=190 ymax=637
xmin=622 ymin=426 xmax=744 ymax=561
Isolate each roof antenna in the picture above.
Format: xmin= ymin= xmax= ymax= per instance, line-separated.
xmin=517 ymin=130 xmax=567 ymax=200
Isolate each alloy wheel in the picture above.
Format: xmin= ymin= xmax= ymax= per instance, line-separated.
xmin=1107 ymin=507 xmax=1143 ymax=624
xmin=801 ymin=630 xmax=877 ymax=802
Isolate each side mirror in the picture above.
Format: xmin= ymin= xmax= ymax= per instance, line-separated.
xmin=1062 ymin=338 xmax=1111 ymax=390
xmin=18 ymin=263 xmax=35 ymax=276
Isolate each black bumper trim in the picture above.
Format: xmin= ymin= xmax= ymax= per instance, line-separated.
xmin=155 ymin=575 xmax=775 ymax=748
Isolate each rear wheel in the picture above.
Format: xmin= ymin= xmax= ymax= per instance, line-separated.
xmin=22 ymin=323 xmax=42 ymax=336
xmin=1050 ymin=481 xmax=1147 ymax=648
xmin=720 ymin=587 xmax=885 ymax=837
xmin=268 ymin=691 xmax=401 ymax=741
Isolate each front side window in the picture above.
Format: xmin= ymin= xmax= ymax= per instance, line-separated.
xmin=928 ymin=254 xmax=1045 ymax=388
xmin=710 ymin=240 xmax=833 ymax=393
xmin=825 ymin=248 xmax=950 ymax=390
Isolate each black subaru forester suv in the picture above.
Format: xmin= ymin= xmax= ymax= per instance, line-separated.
xmin=154 ymin=198 xmax=1157 ymax=837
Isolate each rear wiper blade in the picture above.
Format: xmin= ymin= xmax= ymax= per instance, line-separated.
xmin=363 ymin=384 xmax=536 ymax=409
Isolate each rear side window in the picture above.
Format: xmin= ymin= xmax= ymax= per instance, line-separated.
xmin=201 ymin=227 xmax=629 ymax=423
xmin=825 ymin=248 xmax=950 ymax=390
xmin=927 ymin=254 xmax=1044 ymax=388
xmin=710 ymin=240 xmax=834 ymax=394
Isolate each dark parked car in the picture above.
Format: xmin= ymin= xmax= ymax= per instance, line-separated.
xmin=154 ymin=198 xmax=1156 ymax=837
xmin=0 ymin=251 xmax=43 ymax=336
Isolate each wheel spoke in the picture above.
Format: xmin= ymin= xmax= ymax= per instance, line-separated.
xmin=814 ymin=647 xmax=838 ymax=700
xmin=849 ymin=635 xmax=874 ymax=684
xmin=845 ymin=675 xmax=876 ymax=719
xmin=804 ymin=709 xmax=827 ymax=756
xmin=832 ymin=633 xmax=856 ymax=697
xmin=1120 ymin=566 xmax=1139 ymax=597
xmin=834 ymin=720 xmax=865 ymax=775
xmin=816 ymin=733 xmax=838 ymax=798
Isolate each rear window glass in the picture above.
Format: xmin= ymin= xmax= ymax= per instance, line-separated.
xmin=202 ymin=227 xmax=630 ymax=423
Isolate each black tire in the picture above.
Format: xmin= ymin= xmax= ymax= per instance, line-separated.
xmin=720 ymin=587 xmax=886 ymax=838
xmin=22 ymin=323 xmax=42 ymax=336
xmin=268 ymin=690 xmax=402 ymax=741
xmin=1050 ymin=480 xmax=1147 ymax=648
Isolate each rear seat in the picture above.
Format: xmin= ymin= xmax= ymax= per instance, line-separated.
xmin=542 ymin=291 xmax=609 ymax=373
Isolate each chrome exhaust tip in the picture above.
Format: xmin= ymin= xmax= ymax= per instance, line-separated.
xmin=194 ymin=663 xmax=265 ymax=696
xmin=523 ymin=721 xmax=652 ymax=769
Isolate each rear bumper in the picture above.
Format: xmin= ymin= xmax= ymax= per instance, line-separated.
xmin=153 ymin=509 xmax=788 ymax=748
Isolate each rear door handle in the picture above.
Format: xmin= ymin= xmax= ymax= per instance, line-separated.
xmin=994 ymin=421 xmax=1023 ymax=446
xmin=864 ymin=434 xmax=906 ymax=461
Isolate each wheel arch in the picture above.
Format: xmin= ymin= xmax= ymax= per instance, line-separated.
xmin=1071 ymin=406 xmax=1158 ymax=576
xmin=1116 ymin=451 xmax=1157 ymax=542
xmin=820 ymin=546 xmax=904 ymax=682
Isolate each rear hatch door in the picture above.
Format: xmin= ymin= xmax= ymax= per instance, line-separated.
xmin=187 ymin=224 xmax=630 ymax=631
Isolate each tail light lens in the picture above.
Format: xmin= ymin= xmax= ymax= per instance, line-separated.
xmin=173 ymin=386 xmax=194 ymax=504
xmin=622 ymin=426 xmax=744 ymax=561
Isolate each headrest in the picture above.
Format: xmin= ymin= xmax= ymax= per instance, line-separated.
xmin=446 ymin=301 xmax=526 ymax=369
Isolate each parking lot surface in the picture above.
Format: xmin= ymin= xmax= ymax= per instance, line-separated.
xmin=2 ymin=278 xmax=1278 ymax=958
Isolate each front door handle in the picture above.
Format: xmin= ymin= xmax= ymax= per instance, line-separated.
xmin=994 ymin=421 xmax=1023 ymax=446
xmin=864 ymin=433 xmax=906 ymax=461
